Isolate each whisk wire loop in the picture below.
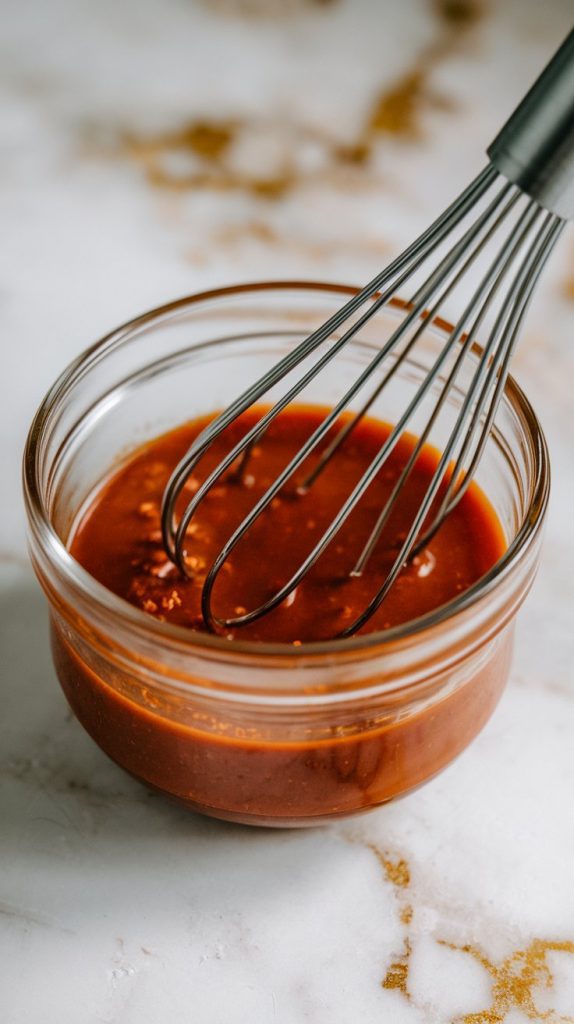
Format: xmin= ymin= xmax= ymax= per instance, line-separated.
xmin=199 ymin=191 xmax=560 ymax=633
xmin=157 ymin=149 xmax=568 ymax=636
xmin=299 ymin=185 xmax=520 ymax=494
xmin=415 ymin=215 xmax=564 ymax=552
xmin=194 ymin=183 xmax=521 ymax=626
xmin=170 ymin=176 xmax=513 ymax=578
xmin=341 ymin=210 xmax=562 ymax=635
xmin=161 ymin=166 xmax=497 ymax=563
xmin=351 ymin=198 xmax=549 ymax=575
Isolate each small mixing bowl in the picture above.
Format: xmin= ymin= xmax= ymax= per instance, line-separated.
xmin=24 ymin=282 xmax=549 ymax=826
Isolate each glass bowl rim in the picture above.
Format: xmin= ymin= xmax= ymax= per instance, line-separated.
xmin=23 ymin=279 xmax=550 ymax=663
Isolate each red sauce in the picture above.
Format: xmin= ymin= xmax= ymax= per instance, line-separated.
xmin=53 ymin=405 xmax=509 ymax=824
xmin=70 ymin=406 xmax=505 ymax=643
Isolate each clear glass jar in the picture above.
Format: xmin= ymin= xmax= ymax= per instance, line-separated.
xmin=24 ymin=283 xmax=549 ymax=826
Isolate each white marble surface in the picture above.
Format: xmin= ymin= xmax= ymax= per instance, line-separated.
xmin=2 ymin=1 xmax=574 ymax=1021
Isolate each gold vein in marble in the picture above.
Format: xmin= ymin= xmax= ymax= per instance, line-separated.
xmin=359 ymin=840 xmax=415 ymax=999
xmin=367 ymin=0 xmax=481 ymax=141
xmin=562 ymin=251 xmax=574 ymax=302
xmin=366 ymin=843 xmax=411 ymax=888
xmin=435 ymin=0 xmax=482 ymax=29
xmin=117 ymin=115 xmax=375 ymax=200
xmin=108 ymin=0 xmax=484 ymax=202
xmin=382 ymin=937 xmax=412 ymax=996
xmin=400 ymin=904 xmax=413 ymax=926
xmin=439 ymin=938 xmax=574 ymax=1023
xmin=199 ymin=0 xmax=337 ymax=18
xmin=358 ymin=831 xmax=574 ymax=1020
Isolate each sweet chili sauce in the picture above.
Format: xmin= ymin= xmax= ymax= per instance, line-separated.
xmin=55 ymin=405 xmax=510 ymax=824
xmin=70 ymin=405 xmax=505 ymax=643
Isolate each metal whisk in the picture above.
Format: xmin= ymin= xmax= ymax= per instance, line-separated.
xmin=162 ymin=29 xmax=574 ymax=638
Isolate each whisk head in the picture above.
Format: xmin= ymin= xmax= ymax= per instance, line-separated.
xmin=161 ymin=165 xmax=563 ymax=638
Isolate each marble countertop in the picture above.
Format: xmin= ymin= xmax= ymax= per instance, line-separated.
xmin=2 ymin=1 xmax=574 ymax=1020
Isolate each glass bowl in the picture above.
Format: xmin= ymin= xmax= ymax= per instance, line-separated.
xmin=23 ymin=282 xmax=549 ymax=826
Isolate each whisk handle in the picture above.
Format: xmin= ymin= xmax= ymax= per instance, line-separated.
xmin=488 ymin=27 xmax=574 ymax=220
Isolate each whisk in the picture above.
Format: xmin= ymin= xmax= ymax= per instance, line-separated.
xmin=162 ymin=29 xmax=574 ymax=639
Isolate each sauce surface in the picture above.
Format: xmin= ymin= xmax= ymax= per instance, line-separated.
xmin=71 ymin=405 xmax=505 ymax=642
